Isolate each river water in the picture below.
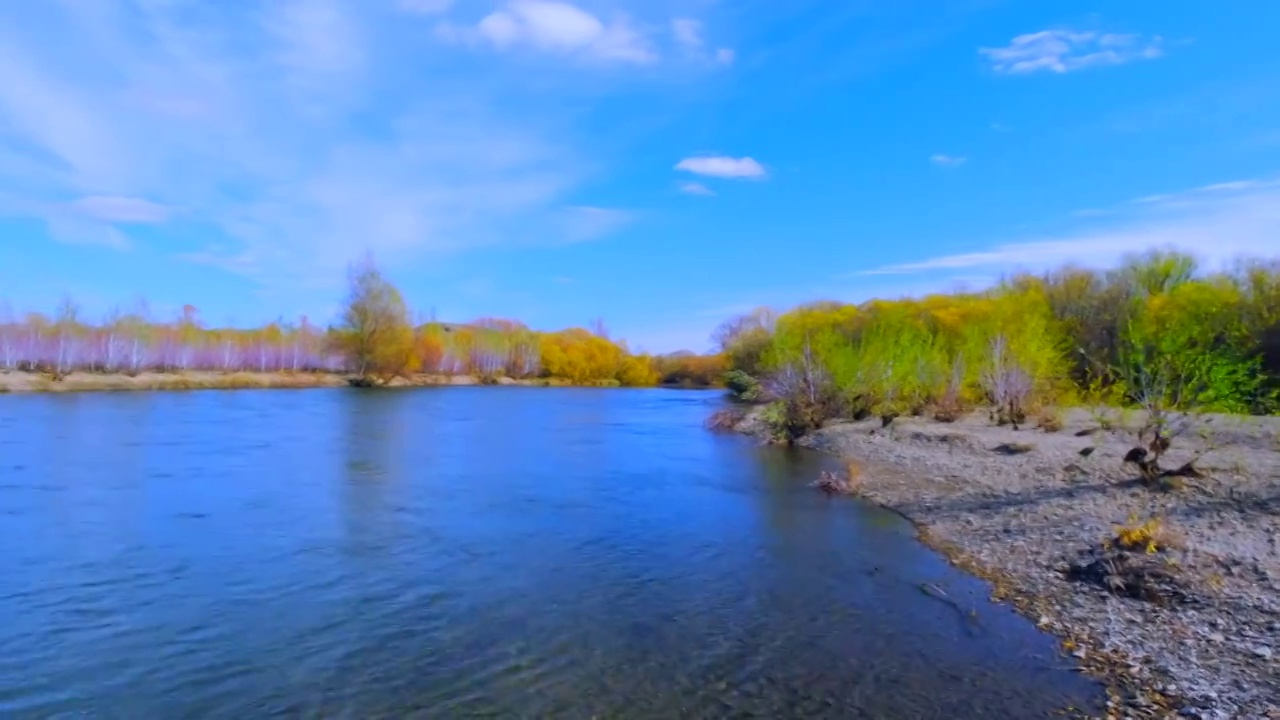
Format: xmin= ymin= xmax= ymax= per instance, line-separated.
xmin=0 ymin=388 xmax=1102 ymax=718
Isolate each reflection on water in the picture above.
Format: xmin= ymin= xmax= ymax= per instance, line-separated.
xmin=0 ymin=388 xmax=1101 ymax=718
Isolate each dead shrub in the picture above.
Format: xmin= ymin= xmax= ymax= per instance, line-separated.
xmin=1066 ymin=516 xmax=1191 ymax=605
xmin=813 ymin=460 xmax=864 ymax=495
xmin=705 ymin=407 xmax=746 ymax=432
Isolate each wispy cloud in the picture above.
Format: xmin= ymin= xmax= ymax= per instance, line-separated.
xmin=980 ymin=30 xmax=1164 ymax=75
xmin=0 ymin=1 xmax=675 ymax=295
xmin=930 ymin=154 xmax=967 ymax=167
xmin=675 ymin=156 xmax=767 ymax=179
xmin=670 ymin=18 xmax=734 ymax=66
xmin=442 ymin=1 xmax=656 ymax=64
xmin=560 ymin=206 xmax=633 ymax=243
xmin=71 ymin=196 xmax=172 ymax=224
xmin=854 ymin=178 xmax=1280 ymax=276
xmin=679 ymin=182 xmax=716 ymax=196
xmin=672 ymin=18 xmax=703 ymax=48
xmin=46 ymin=217 xmax=132 ymax=251
xmin=1132 ymin=180 xmax=1275 ymax=205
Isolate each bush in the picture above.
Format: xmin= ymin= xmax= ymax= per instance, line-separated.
xmin=723 ymin=369 xmax=762 ymax=402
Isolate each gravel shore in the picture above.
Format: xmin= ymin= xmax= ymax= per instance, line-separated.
xmin=728 ymin=407 xmax=1280 ymax=719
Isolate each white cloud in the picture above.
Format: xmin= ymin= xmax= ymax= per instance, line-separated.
xmin=930 ymin=154 xmax=967 ymax=167
xmin=715 ymin=48 xmax=736 ymax=65
xmin=463 ymin=1 xmax=656 ymax=64
xmin=71 ymin=196 xmax=172 ymax=223
xmin=679 ymin=181 xmax=716 ymax=196
xmin=0 ymin=1 xmax=636 ymax=294
xmin=855 ymin=178 xmax=1280 ymax=276
xmin=980 ymin=30 xmax=1163 ymax=75
xmin=672 ymin=18 xmax=703 ymax=48
xmin=675 ymin=155 xmax=767 ymax=179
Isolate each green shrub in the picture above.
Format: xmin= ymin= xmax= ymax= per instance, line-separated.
xmin=723 ymin=369 xmax=762 ymax=402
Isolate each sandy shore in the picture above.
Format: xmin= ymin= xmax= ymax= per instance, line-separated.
xmin=0 ymin=370 xmax=572 ymax=393
xmin=726 ymin=407 xmax=1280 ymax=719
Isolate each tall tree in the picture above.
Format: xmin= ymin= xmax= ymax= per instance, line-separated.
xmin=335 ymin=255 xmax=417 ymax=383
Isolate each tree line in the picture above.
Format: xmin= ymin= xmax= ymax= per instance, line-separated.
xmin=0 ymin=256 xmax=725 ymax=388
xmin=714 ymin=251 xmax=1280 ymax=439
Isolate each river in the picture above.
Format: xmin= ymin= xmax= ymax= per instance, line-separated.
xmin=0 ymin=387 xmax=1102 ymax=718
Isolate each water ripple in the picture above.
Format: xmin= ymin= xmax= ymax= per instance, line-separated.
xmin=0 ymin=388 xmax=1103 ymax=718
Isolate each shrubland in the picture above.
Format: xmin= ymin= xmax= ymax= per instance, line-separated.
xmin=715 ymin=251 xmax=1280 ymax=442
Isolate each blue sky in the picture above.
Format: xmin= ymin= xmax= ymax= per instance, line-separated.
xmin=1 ymin=1 xmax=1278 ymax=353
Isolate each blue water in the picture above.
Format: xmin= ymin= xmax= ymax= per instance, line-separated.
xmin=0 ymin=387 xmax=1101 ymax=718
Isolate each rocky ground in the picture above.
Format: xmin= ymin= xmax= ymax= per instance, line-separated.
xmin=728 ymin=406 xmax=1280 ymax=719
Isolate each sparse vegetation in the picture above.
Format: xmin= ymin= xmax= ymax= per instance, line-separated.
xmin=1068 ymin=516 xmax=1191 ymax=605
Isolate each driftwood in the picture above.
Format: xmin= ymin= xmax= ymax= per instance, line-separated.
xmin=1065 ymin=545 xmax=1194 ymax=606
xmin=1123 ymin=445 xmax=1209 ymax=490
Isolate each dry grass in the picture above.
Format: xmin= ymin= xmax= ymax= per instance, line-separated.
xmin=1110 ymin=516 xmax=1185 ymax=554
xmin=1036 ymin=409 xmax=1065 ymax=433
xmin=0 ymin=370 xmax=350 ymax=393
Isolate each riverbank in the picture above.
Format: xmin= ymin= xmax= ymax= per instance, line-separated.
xmin=0 ymin=370 xmax=587 ymax=393
xmin=724 ymin=406 xmax=1280 ymax=719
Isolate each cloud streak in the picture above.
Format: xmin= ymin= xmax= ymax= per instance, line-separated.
xmin=980 ymin=30 xmax=1164 ymax=75
xmin=930 ymin=154 xmax=967 ymax=167
xmin=71 ymin=196 xmax=172 ymax=224
xmin=679 ymin=182 xmax=716 ymax=196
xmin=855 ymin=179 xmax=1280 ymax=276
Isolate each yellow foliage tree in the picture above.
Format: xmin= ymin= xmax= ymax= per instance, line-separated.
xmin=334 ymin=255 xmax=418 ymax=384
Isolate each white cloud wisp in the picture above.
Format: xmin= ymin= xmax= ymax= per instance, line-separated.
xmin=675 ymin=156 xmax=767 ymax=180
xmin=857 ymin=179 xmax=1280 ymax=276
xmin=980 ymin=30 xmax=1164 ymax=75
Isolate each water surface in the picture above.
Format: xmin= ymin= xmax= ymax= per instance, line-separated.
xmin=0 ymin=388 xmax=1101 ymax=718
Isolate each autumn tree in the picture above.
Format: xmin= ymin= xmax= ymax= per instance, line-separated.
xmin=334 ymin=255 xmax=418 ymax=384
